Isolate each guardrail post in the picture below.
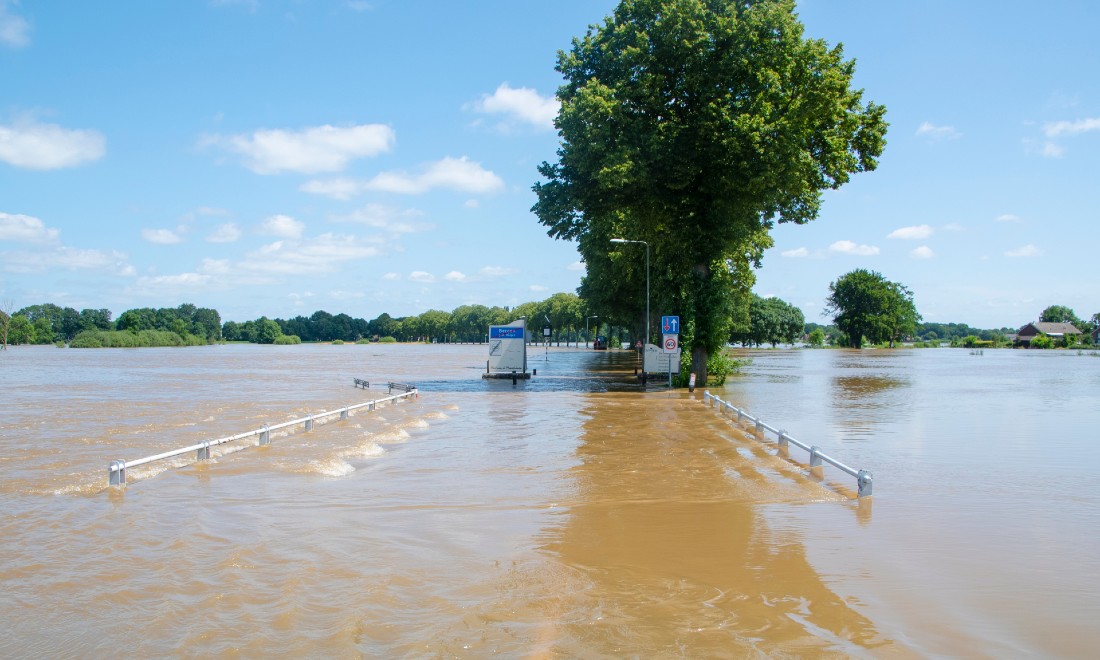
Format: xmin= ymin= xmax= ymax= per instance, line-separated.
xmin=109 ymin=460 xmax=126 ymax=486
xmin=340 ymin=406 xmax=348 ymax=420
xmin=369 ymin=401 xmax=375 ymax=412
xmin=196 ymin=441 xmax=210 ymax=460
xmin=755 ymin=419 xmax=764 ymax=440
xmin=305 ymin=415 xmax=314 ymax=432
xmin=809 ymin=446 xmax=824 ymax=478
xmin=736 ymin=408 xmax=743 ymax=424
xmin=857 ymin=470 xmax=873 ymax=498
xmin=259 ymin=424 xmax=270 ymax=446
xmin=778 ymin=431 xmax=789 ymax=457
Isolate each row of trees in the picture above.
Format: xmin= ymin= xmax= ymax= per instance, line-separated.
xmin=1 ymin=303 xmax=221 ymax=347
xmin=225 ymin=293 xmax=637 ymax=346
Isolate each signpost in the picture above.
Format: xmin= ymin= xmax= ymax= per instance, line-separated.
xmin=660 ymin=316 xmax=680 ymax=389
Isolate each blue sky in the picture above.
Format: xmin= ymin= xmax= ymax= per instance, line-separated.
xmin=1 ymin=0 xmax=1096 ymax=328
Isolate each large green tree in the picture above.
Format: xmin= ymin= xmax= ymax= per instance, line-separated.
xmin=825 ymin=269 xmax=920 ymax=348
xmin=1039 ymin=304 xmax=1083 ymax=329
xmin=731 ymin=294 xmax=805 ymax=347
xmin=532 ymin=0 xmax=887 ymax=384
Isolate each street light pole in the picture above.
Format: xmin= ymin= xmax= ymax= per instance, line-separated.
xmin=586 ymin=315 xmax=598 ymax=348
xmin=610 ymin=238 xmax=649 ymax=349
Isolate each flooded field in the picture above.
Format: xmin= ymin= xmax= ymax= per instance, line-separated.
xmin=1 ymin=344 xmax=1097 ymax=656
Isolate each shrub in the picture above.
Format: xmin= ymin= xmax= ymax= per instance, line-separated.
xmin=1030 ymin=335 xmax=1053 ymax=349
xmin=331 ymin=339 xmax=345 ymax=345
xmin=378 ymin=336 xmax=397 ymax=343
xmin=273 ymin=334 xmax=302 ymax=345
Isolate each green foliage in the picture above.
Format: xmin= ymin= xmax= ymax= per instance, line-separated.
xmin=808 ymin=328 xmax=825 ymax=348
xmin=69 ymin=329 xmax=206 ymax=348
xmin=1029 ymin=334 xmax=1053 ymax=349
xmin=825 ymin=269 xmax=920 ymax=348
xmin=731 ymin=294 xmax=805 ymax=347
xmin=532 ymin=0 xmax=887 ymax=384
xmin=331 ymin=339 xmax=345 ymax=345
xmin=1039 ymin=304 xmax=1083 ymax=328
xmin=273 ymin=334 xmax=302 ymax=345
xmin=378 ymin=336 xmax=398 ymax=343
xmin=673 ymin=348 xmax=746 ymax=387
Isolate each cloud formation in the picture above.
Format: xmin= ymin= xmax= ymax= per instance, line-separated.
xmin=0 ymin=119 xmax=106 ymax=169
xmin=829 ymin=240 xmax=880 ymax=256
xmin=888 ymin=224 xmax=933 ymax=240
xmin=141 ymin=228 xmax=184 ymax=245
xmin=470 ymin=83 xmax=558 ymax=131
xmin=0 ymin=212 xmax=60 ymax=243
xmin=206 ymin=223 xmax=241 ymax=243
xmin=916 ymin=122 xmax=961 ymax=140
xmin=259 ymin=214 xmax=305 ymax=239
xmin=1042 ymin=117 xmax=1100 ymax=137
xmin=780 ymin=247 xmax=810 ymax=258
xmin=910 ymin=246 xmax=935 ymax=259
xmin=1004 ymin=244 xmax=1043 ymax=258
xmin=204 ymin=123 xmax=394 ymax=174
xmin=302 ymin=156 xmax=504 ymax=198
xmin=0 ymin=1 xmax=30 ymax=48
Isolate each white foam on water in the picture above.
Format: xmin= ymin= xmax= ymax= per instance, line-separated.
xmin=423 ymin=411 xmax=450 ymax=420
xmin=398 ymin=418 xmax=430 ymax=431
xmin=310 ymin=458 xmax=356 ymax=477
xmin=372 ymin=428 xmax=410 ymax=445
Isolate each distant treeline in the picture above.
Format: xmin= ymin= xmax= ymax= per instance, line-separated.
xmin=0 ymin=293 xmax=637 ymax=347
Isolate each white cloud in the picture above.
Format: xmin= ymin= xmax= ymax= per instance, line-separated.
xmin=480 ymin=265 xmax=517 ymax=278
xmin=0 ymin=119 xmax=105 ymax=169
xmin=1041 ymin=141 xmax=1065 ymax=158
xmin=943 ymin=223 xmax=965 ymax=232
xmin=529 ymin=284 xmax=548 ymax=292
xmin=444 ymin=271 xmax=467 ymax=282
xmin=916 ymin=122 xmax=961 ymax=140
xmin=995 ymin=214 xmax=1021 ymax=223
xmin=303 ymin=157 xmax=503 ymax=199
xmin=888 ymin=224 xmax=933 ymax=240
xmin=470 ymin=83 xmax=558 ymax=131
xmin=910 ymin=246 xmax=935 ymax=259
xmin=409 ymin=271 xmax=435 ymax=283
xmin=828 ymin=240 xmax=879 ymax=256
xmin=0 ymin=1 xmax=30 ymax=48
xmin=382 ymin=272 xmax=400 ymax=281
xmin=230 ymin=233 xmax=382 ymax=276
xmin=365 ymin=156 xmax=504 ymax=195
xmin=345 ymin=1 xmax=372 ymax=11
xmin=259 ymin=214 xmax=305 ymax=239
xmin=1042 ymin=117 xmax=1100 ymax=138
xmin=299 ymin=177 xmax=364 ymax=200
xmin=567 ymin=261 xmax=586 ymax=272
xmin=780 ymin=247 xmax=810 ymax=258
xmin=203 ymin=123 xmax=394 ymax=174
xmin=331 ymin=203 xmax=429 ymax=234
xmin=136 ymin=272 xmax=212 ymax=288
xmin=206 ymin=223 xmax=242 ymax=243
xmin=0 ymin=212 xmax=60 ymax=243
xmin=464 ymin=199 xmax=479 ymax=209
xmin=141 ymin=228 xmax=184 ymax=245
xmin=1005 ymin=244 xmax=1043 ymax=258
xmin=1 ymin=245 xmax=131 ymax=275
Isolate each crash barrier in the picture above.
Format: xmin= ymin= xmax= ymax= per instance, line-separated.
xmin=702 ymin=391 xmax=872 ymax=498
xmin=107 ymin=387 xmax=419 ymax=487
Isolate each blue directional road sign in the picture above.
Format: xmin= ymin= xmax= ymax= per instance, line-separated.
xmin=661 ymin=315 xmax=680 ymax=334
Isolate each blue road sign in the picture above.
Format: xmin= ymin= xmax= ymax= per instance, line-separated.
xmin=661 ymin=315 xmax=680 ymax=334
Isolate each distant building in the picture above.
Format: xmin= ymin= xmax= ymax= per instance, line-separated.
xmin=1093 ymin=326 xmax=1100 ymax=345
xmin=1015 ymin=322 xmax=1082 ymax=347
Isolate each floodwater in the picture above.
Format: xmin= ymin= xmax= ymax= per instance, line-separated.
xmin=0 ymin=344 xmax=1096 ymax=657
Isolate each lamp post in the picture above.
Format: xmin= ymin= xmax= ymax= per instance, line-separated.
xmin=586 ymin=315 xmax=598 ymax=348
xmin=610 ymin=238 xmax=649 ymax=349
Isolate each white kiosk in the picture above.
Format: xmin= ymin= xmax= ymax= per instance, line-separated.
xmin=483 ymin=319 xmax=531 ymax=380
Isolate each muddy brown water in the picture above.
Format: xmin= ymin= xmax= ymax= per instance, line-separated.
xmin=1 ymin=344 xmax=1097 ymax=656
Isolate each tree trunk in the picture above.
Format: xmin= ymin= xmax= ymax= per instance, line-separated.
xmin=691 ymin=345 xmax=708 ymax=386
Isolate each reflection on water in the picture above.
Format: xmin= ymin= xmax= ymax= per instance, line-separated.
xmin=0 ymin=344 xmax=1097 ymax=656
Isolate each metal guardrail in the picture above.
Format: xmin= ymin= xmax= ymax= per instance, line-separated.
xmin=107 ymin=388 xmax=418 ymax=487
xmin=702 ymin=391 xmax=872 ymax=498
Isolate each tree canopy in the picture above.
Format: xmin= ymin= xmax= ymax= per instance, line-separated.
xmin=1039 ymin=304 xmax=1084 ymax=329
xmin=824 ymin=269 xmax=920 ymax=348
xmin=730 ymin=294 xmax=805 ymax=347
xmin=532 ymin=0 xmax=887 ymax=384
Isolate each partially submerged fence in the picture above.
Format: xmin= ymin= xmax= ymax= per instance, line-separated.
xmin=107 ymin=382 xmax=418 ymax=487
xmin=702 ymin=391 xmax=873 ymax=498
